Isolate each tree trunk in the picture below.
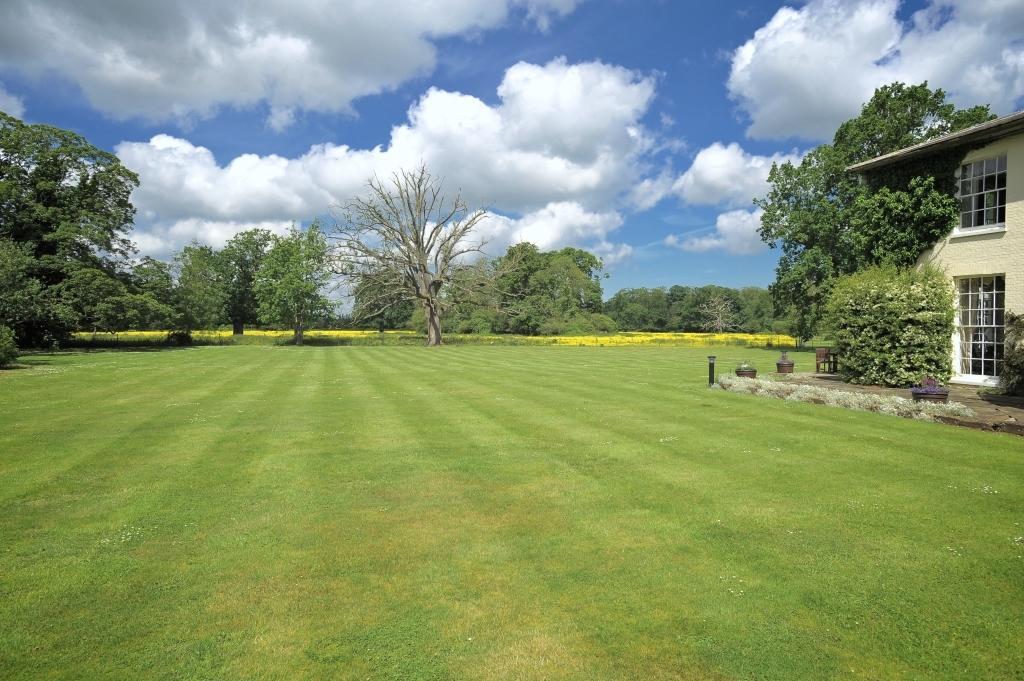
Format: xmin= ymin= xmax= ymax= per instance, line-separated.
xmin=295 ymin=325 xmax=304 ymax=346
xmin=232 ymin=319 xmax=244 ymax=335
xmin=424 ymin=302 xmax=442 ymax=346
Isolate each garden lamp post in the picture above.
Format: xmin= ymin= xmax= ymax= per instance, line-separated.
xmin=708 ymin=355 xmax=716 ymax=386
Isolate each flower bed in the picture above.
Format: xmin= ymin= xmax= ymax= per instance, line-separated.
xmin=715 ymin=374 xmax=974 ymax=422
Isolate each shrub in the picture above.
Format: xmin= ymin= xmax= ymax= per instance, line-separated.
xmin=1001 ymin=312 xmax=1024 ymax=396
xmin=824 ymin=265 xmax=953 ymax=387
xmin=0 ymin=325 xmax=18 ymax=367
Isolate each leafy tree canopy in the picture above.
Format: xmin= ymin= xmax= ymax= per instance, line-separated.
xmin=255 ymin=222 xmax=332 ymax=345
xmin=0 ymin=111 xmax=138 ymax=280
xmin=756 ymin=82 xmax=993 ymax=340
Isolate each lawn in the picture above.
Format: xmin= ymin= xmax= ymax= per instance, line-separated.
xmin=1 ymin=345 xmax=1022 ymax=680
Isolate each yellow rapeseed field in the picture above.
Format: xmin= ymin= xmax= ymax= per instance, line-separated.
xmin=72 ymin=329 xmax=795 ymax=348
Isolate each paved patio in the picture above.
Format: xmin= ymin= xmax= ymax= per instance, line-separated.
xmin=776 ymin=372 xmax=1024 ymax=437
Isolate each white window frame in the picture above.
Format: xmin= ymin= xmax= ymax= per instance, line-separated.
xmin=951 ymin=275 xmax=1005 ymax=387
xmin=951 ymin=154 xmax=1007 ymax=238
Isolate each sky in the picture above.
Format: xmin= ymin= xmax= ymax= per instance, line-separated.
xmin=1 ymin=0 xmax=1022 ymax=296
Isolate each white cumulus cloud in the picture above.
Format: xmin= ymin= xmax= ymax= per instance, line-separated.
xmin=478 ymin=202 xmax=627 ymax=262
xmin=0 ymin=83 xmax=25 ymax=119
xmin=0 ymin=0 xmax=582 ymax=128
xmin=665 ymin=208 xmax=766 ymax=256
xmin=729 ymin=0 xmax=1024 ymax=140
xmin=674 ymin=142 xmax=800 ymax=207
xmin=116 ymin=59 xmax=653 ymax=261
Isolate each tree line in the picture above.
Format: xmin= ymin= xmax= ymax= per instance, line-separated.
xmin=2 ymin=110 xmax=787 ymax=351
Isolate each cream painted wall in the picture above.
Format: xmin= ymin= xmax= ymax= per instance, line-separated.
xmin=917 ymin=131 xmax=1022 ymax=382
xmin=918 ymin=132 xmax=1023 ymax=314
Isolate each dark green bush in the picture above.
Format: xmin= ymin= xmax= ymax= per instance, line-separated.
xmin=824 ymin=265 xmax=953 ymax=386
xmin=0 ymin=325 xmax=18 ymax=367
xmin=1001 ymin=312 xmax=1024 ymax=396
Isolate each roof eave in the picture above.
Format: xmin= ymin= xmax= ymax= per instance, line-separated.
xmin=846 ymin=110 xmax=1024 ymax=174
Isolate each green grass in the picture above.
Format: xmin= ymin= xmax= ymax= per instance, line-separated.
xmin=1 ymin=345 xmax=1022 ymax=680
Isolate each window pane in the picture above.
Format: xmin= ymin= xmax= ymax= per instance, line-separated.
xmin=976 ymin=210 xmax=985 ymax=226
xmin=962 ymin=164 xmax=972 ymax=178
xmin=998 ymin=189 xmax=1006 ymax=206
xmin=998 ymin=206 xmax=1006 ymax=223
xmin=986 ymin=208 xmax=997 ymax=224
xmin=985 ymin=175 xmax=995 ymax=191
xmin=997 ymin=155 xmax=1007 ymax=171
xmin=995 ymin=275 xmax=1005 ymax=290
xmin=997 ymin=172 xmax=1006 ymax=189
xmin=995 ymin=360 xmax=1003 ymax=376
xmin=973 ymin=178 xmax=983 ymax=193
xmin=974 ymin=161 xmax=984 ymax=175
xmin=985 ymin=158 xmax=996 ymax=174
xmin=985 ymin=191 xmax=997 ymax=208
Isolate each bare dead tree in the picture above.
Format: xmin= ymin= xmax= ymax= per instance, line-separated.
xmin=332 ymin=166 xmax=495 ymax=346
xmin=699 ymin=294 xmax=739 ymax=333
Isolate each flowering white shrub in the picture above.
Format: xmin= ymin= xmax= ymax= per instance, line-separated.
xmin=717 ymin=375 xmax=974 ymax=421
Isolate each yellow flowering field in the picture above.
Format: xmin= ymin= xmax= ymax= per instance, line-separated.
xmin=72 ymin=329 xmax=795 ymax=348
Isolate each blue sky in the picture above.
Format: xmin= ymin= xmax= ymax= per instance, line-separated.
xmin=1 ymin=0 xmax=1022 ymax=296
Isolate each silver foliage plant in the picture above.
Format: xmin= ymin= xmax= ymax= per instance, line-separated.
xmin=716 ymin=375 xmax=974 ymax=421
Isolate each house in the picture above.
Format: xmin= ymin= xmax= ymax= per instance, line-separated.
xmin=848 ymin=110 xmax=1024 ymax=386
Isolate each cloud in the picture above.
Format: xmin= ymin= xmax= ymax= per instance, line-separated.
xmin=665 ymin=208 xmax=766 ymax=256
xmin=0 ymin=83 xmax=25 ymax=119
xmin=133 ymin=219 xmax=295 ymax=257
xmin=0 ymin=0 xmax=581 ymax=128
xmin=728 ymin=0 xmax=1024 ymax=140
xmin=674 ymin=142 xmax=800 ymax=207
xmin=116 ymin=59 xmax=652 ymax=260
xmin=478 ymin=202 xmax=627 ymax=262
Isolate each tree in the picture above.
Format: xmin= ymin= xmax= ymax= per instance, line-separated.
xmin=0 ymin=238 xmax=50 ymax=341
xmin=604 ymin=287 xmax=670 ymax=331
xmin=334 ymin=166 xmax=489 ymax=346
xmin=55 ymin=267 xmax=126 ymax=333
xmin=221 ymin=229 xmax=274 ymax=334
xmin=0 ymin=111 xmax=139 ymax=344
xmin=735 ymin=287 xmax=774 ymax=333
xmin=486 ymin=244 xmax=607 ymax=335
xmin=756 ymin=82 xmax=993 ymax=340
xmin=352 ymin=276 xmax=415 ymax=331
xmin=131 ymin=256 xmax=175 ymax=309
xmin=698 ymin=294 xmax=739 ymax=333
xmin=94 ymin=293 xmax=173 ymax=335
xmin=173 ymin=244 xmax=228 ymax=332
xmin=254 ymin=223 xmax=332 ymax=345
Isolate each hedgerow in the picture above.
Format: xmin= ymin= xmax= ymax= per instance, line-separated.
xmin=824 ymin=265 xmax=954 ymax=386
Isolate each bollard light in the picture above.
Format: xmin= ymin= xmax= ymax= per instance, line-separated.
xmin=708 ymin=355 xmax=716 ymax=386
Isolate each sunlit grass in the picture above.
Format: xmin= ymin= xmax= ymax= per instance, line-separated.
xmin=1 ymin=345 xmax=1021 ymax=679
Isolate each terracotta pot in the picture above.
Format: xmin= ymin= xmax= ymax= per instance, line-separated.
xmin=735 ymin=369 xmax=757 ymax=378
xmin=911 ymin=391 xmax=948 ymax=404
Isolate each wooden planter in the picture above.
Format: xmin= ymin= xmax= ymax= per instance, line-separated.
xmin=911 ymin=391 xmax=949 ymax=404
xmin=735 ymin=369 xmax=757 ymax=378
xmin=775 ymin=361 xmax=794 ymax=374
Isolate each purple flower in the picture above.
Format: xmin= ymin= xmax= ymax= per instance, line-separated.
xmin=911 ymin=376 xmax=949 ymax=394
